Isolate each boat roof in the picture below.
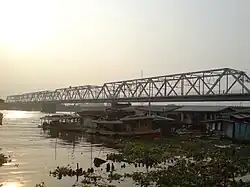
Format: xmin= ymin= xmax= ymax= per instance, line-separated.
xmin=174 ymin=105 xmax=232 ymax=112
xmin=120 ymin=115 xmax=174 ymax=121
xmin=200 ymin=119 xmax=234 ymax=123
xmin=77 ymin=107 xmax=107 ymax=116
xmin=135 ymin=105 xmax=181 ymax=113
xmin=132 ymin=104 xmax=234 ymax=113
xmin=231 ymin=113 xmax=250 ymax=120
xmin=79 ymin=106 xmax=107 ymax=112
xmin=92 ymin=120 xmax=123 ymax=124
xmin=106 ymin=106 xmax=136 ymax=112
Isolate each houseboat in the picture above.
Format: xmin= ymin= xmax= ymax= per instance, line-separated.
xmin=0 ymin=112 xmax=3 ymax=125
xmin=76 ymin=104 xmax=136 ymax=130
xmin=86 ymin=115 xmax=175 ymax=138
xmin=40 ymin=113 xmax=84 ymax=132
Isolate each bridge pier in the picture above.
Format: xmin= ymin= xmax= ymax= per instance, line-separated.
xmin=41 ymin=103 xmax=57 ymax=113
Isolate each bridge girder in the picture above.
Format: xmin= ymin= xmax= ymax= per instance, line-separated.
xmin=6 ymin=68 xmax=250 ymax=103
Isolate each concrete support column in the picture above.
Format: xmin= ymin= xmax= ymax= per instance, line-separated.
xmin=218 ymin=122 xmax=221 ymax=131
xmin=180 ymin=113 xmax=184 ymax=122
xmin=204 ymin=113 xmax=207 ymax=120
xmin=210 ymin=114 xmax=213 ymax=120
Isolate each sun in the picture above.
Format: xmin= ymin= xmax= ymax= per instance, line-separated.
xmin=0 ymin=0 xmax=56 ymax=52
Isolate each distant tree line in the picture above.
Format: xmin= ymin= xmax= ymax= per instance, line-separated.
xmin=0 ymin=99 xmax=4 ymax=103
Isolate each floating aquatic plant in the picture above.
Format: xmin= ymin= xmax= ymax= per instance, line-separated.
xmin=49 ymin=135 xmax=250 ymax=186
xmin=105 ymin=136 xmax=250 ymax=186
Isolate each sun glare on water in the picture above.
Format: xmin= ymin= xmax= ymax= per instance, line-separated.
xmin=1 ymin=182 xmax=22 ymax=187
xmin=4 ymin=111 xmax=29 ymax=119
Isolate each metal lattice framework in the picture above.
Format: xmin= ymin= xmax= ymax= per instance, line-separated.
xmin=6 ymin=68 xmax=250 ymax=103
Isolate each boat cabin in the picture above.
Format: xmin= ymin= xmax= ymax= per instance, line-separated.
xmin=106 ymin=107 xmax=136 ymax=120
xmin=40 ymin=114 xmax=82 ymax=131
xmin=92 ymin=120 xmax=123 ymax=132
xmin=77 ymin=107 xmax=108 ymax=128
xmin=90 ymin=115 xmax=163 ymax=137
xmin=120 ymin=115 xmax=156 ymax=133
xmin=120 ymin=115 xmax=179 ymax=136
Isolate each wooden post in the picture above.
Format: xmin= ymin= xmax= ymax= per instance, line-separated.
xmin=76 ymin=163 xmax=79 ymax=181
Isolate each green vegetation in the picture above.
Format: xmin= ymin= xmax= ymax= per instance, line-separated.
xmin=50 ymin=136 xmax=250 ymax=186
xmin=107 ymin=136 xmax=250 ymax=186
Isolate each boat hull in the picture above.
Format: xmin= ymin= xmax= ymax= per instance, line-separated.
xmin=85 ymin=128 xmax=161 ymax=138
xmin=41 ymin=123 xmax=85 ymax=132
xmin=0 ymin=113 xmax=3 ymax=125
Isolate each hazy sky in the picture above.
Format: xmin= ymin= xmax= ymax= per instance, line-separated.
xmin=0 ymin=0 xmax=249 ymax=97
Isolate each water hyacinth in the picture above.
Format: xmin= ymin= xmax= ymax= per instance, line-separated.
xmin=48 ymin=135 xmax=250 ymax=186
xmin=106 ymin=136 xmax=250 ymax=186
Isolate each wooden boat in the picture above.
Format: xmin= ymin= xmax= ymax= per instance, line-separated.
xmin=86 ymin=127 xmax=161 ymax=137
xmin=0 ymin=112 xmax=3 ymax=125
xmin=40 ymin=113 xmax=84 ymax=132
xmin=86 ymin=117 xmax=162 ymax=138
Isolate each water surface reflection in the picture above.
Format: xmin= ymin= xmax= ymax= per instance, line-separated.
xmin=0 ymin=110 xmax=117 ymax=187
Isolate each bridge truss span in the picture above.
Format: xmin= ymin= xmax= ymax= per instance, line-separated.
xmin=6 ymin=68 xmax=250 ymax=103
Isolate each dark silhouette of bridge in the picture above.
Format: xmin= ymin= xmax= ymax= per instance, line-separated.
xmin=5 ymin=68 xmax=250 ymax=104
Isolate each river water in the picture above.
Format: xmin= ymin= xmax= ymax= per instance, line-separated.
xmin=0 ymin=110 xmax=135 ymax=187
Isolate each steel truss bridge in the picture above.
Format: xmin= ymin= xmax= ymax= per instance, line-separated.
xmin=5 ymin=68 xmax=250 ymax=104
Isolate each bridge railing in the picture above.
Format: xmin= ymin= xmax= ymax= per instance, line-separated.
xmin=5 ymin=68 xmax=250 ymax=103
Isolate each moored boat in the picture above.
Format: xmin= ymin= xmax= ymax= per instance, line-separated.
xmin=86 ymin=115 xmax=165 ymax=138
xmin=0 ymin=112 xmax=3 ymax=125
xmin=86 ymin=127 xmax=161 ymax=137
xmin=40 ymin=113 xmax=84 ymax=132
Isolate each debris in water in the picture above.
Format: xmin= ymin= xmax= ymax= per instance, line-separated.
xmin=94 ymin=157 xmax=106 ymax=167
